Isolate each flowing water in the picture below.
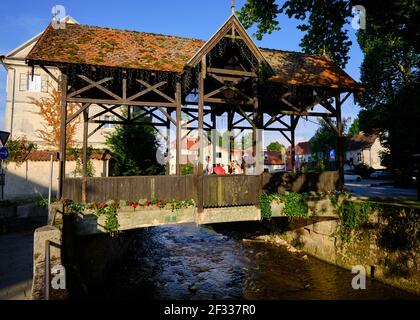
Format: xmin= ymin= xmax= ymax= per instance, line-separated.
xmin=100 ymin=223 xmax=418 ymax=300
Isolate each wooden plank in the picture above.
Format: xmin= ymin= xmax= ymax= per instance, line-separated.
xmin=207 ymin=68 xmax=257 ymax=77
xmin=67 ymin=97 xmax=176 ymax=108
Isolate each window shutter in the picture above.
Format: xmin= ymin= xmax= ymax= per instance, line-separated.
xmin=41 ymin=75 xmax=48 ymax=93
xmin=19 ymin=73 xmax=27 ymax=91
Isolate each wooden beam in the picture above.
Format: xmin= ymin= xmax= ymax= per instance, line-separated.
xmin=82 ymin=108 xmax=89 ymax=202
xmin=88 ymin=123 xmax=105 ymax=139
xmin=237 ymin=105 xmax=256 ymax=129
xmin=40 ymin=65 xmax=60 ymax=85
xmin=67 ymin=77 xmax=112 ymax=98
xmin=122 ymin=78 xmax=127 ymax=101
xmin=88 ymin=120 xmax=167 ymax=126
xmin=67 ymin=97 xmax=176 ymax=108
xmin=176 ymin=82 xmax=182 ymax=176
xmin=207 ymin=68 xmax=257 ymax=78
xmin=76 ymin=75 xmax=121 ymax=100
xmin=204 ymin=97 xmax=253 ymax=105
xmin=66 ymin=103 xmax=90 ymax=124
xmin=58 ymin=74 xmax=67 ymax=199
xmin=98 ymin=104 xmax=126 ymax=122
xmin=197 ymin=64 xmax=205 ymax=214
xmin=127 ymin=81 xmax=166 ymax=101
xmin=290 ymin=115 xmax=296 ymax=174
xmin=137 ymin=79 xmax=176 ymax=104
xmin=341 ymin=92 xmax=352 ymax=105
xmin=278 ymin=110 xmax=336 ymax=117
xmin=280 ymin=130 xmax=292 ymax=144
xmin=336 ymin=94 xmax=344 ymax=190
xmin=281 ymin=94 xmax=301 ymax=113
xmin=158 ymin=106 xmax=176 ymax=126
xmin=88 ymin=105 xmax=119 ymax=121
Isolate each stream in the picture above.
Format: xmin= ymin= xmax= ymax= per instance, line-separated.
xmin=98 ymin=222 xmax=418 ymax=300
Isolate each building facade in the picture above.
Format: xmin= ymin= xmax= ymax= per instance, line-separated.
xmin=345 ymin=134 xmax=386 ymax=169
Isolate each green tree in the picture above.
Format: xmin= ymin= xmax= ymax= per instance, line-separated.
xmin=309 ymin=119 xmax=338 ymax=160
xmin=5 ymin=136 xmax=37 ymax=165
xmin=106 ymin=110 xmax=165 ymax=176
xmin=356 ymin=2 xmax=420 ymax=173
xmin=238 ymin=0 xmax=352 ymax=67
xmin=347 ymin=117 xmax=360 ymax=137
xmin=267 ymin=141 xmax=285 ymax=153
xmin=237 ymin=0 xmax=420 ymax=177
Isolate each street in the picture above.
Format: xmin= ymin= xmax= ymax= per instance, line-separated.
xmin=345 ymin=180 xmax=417 ymax=199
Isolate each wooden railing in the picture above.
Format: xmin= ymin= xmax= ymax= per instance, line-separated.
xmin=63 ymin=171 xmax=339 ymax=208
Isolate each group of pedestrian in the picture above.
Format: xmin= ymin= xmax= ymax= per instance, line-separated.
xmin=205 ymin=156 xmax=243 ymax=175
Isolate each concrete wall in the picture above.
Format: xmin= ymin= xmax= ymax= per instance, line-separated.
xmin=2 ymin=159 xmax=108 ymax=199
xmin=270 ymin=204 xmax=420 ymax=295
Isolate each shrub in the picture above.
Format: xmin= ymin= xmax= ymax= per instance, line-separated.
xmin=284 ymin=192 xmax=307 ymax=217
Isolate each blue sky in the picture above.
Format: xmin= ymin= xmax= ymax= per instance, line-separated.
xmin=0 ymin=0 xmax=363 ymax=145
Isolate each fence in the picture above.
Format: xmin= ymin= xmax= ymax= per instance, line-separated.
xmin=63 ymin=171 xmax=339 ymax=208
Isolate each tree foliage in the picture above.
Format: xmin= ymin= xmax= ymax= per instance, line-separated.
xmin=238 ymin=0 xmax=420 ymax=176
xmin=105 ymin=109 xmax=165 ymax=176
xmin=4 ymin=136 xmax=37 ymax=165
xmin=357 ymin=1 xmax=420 ymax=173
xmin=238 ymin=0 xmax=352 ymax=67
xmin=28 ymin=84 xmax=79 ymax=149
xmin=347 ymin=117 xmax=360 ymax=137
xmin=267 ymin=141 xmax=285 ymax=153
xmin=309 ymin=119 xmax=338 ymax=160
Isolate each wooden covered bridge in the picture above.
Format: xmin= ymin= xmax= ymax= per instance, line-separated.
xmin=26 ymin=12 xmax=362 ymax=212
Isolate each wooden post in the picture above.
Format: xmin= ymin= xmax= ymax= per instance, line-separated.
xmin=166 ymin=116 xmax=171 ymax=175
xmin=252 ymin=80 xmax=262 ymax=174
xmin=252 ymin=80 xmax=258 ymax=173
xmin=211 ymin=113 xmax=217 ymax=168
xmin=336 ymin=94 xmax=344 ymax=190
xmin=58 ymin=74 xmax=67 ymax=200
xmin=290 ymin=115 xmax=299 ymax=174
xmin=175 ymin=82 xmax=182 ymax=176
xmin=198 ymin=65 xmax=205 ymax=175
xmin=228 ymin=110 xmax=234 ymax=166
xmin=81 ymin=107 xmax=89 ymax=202
xmin=197 ymin=61 xmax=205 ymax=213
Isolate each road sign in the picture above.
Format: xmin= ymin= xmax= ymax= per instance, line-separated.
xmin=0 ymin=147 xmax=9 ymax=160
xmin=0 ymin=131 xmax=10 ymax=146
xmin=329 ymin=149 xmax=336 ymax=159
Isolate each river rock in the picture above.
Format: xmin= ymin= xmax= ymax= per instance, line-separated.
xmin=188 ymin=284 xmax=197 ymax=293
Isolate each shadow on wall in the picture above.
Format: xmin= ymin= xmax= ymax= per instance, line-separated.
xmin=2 ymin=159 xmax=109 ymax=200
xmin=376 ymin=206 xmax=419 ymax=277
xmin=2 ymin=164 xmax=58 ymax=200
xmin=262 ymin=171 xmax=340 ymax=194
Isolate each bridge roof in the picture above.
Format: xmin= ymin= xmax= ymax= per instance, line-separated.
xmin=27 ymin=23 xmax=361 ymax=91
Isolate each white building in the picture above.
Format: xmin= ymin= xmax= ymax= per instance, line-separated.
xmin=345 ymin=134 xmax=386 ymax=169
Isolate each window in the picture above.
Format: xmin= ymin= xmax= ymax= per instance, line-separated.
xmin=357 ymin=152 xmax=362 ymax=162
xmin=19 ymin=73 xmax=48 ymax=92
xmin=104 ymin=115 xmax=115 ymax=129
xmin=216 ymin=152 xmax=222 ymax=159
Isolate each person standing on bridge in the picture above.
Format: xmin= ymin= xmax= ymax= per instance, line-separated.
xmin=205 ymin=156 xmax=213 ymax=175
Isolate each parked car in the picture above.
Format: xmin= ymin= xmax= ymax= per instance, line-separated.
xmin=344 ymin=170 xmax=362 ymax=182
xmin=370 ymin=171 xmax=393 ymax=179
